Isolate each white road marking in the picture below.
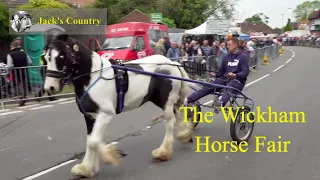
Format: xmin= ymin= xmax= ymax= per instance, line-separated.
xmin=273 ymin=65 xmax=284 ymax=72
xmin=46 ymin=98 xmax=69 ymax=104
xmin=0 ymin=109 xmax=11 ymax=113
xmin=203 ymin=100 xmax=213 ymax=105
xmin=28 ymin=105 xmax=54 ymax=110
xmin=0 ymin=111 xmax=23 ymax=116
xmin=18 ymin=104 xmax=41 ymax=109
xmin=245 ymin=74 xmax=270 ymax=87
xmin=285 ymin=58 xmax=292 ymax=63
xmin=58 ymin=100 xmax=75 ymax=104
xmin=21 ymin=159 xmax=78 ymax=180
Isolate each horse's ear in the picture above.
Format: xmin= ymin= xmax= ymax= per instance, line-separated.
xmin=55 ymin=34 xmax=68 ymax=41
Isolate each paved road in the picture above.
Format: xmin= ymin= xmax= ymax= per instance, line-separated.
xmin=2 ymin=47 xmax=316 ymax=180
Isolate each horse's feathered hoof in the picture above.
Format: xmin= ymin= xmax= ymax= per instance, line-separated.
xmin=117 ymin=149 xmax=128 ymax=157
xmin=100 ymin=143 xmax=126 ymax=166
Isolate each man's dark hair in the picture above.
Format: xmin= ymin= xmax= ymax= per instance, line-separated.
xmin=229 ymin=37 xmax=240 ymax=47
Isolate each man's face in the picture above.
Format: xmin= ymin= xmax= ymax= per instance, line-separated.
xmin=215 ymin=41 xmax=220 ymax=46
xmin=227 ymin=40 xmax=237 ymax=53
xmin=203 ymin=40 xmax=208 ymax=46
xmin=172 ymin=42 xmax=178 ymax=48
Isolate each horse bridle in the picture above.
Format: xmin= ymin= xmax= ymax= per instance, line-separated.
xmin=45 ymin=43 xmax=79 ymax=83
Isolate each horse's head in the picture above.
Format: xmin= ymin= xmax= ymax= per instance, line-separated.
xmin=44 ymin=34 xmax=80 ymax=94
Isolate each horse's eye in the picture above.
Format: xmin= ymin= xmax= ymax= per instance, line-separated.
xmin=60 ymin=55 xmax=64 ymax=59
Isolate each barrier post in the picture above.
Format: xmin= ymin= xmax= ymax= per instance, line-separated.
xmin=263 ymin=48 xmax=268 ymax=64
xmin=278 ymin=49 xmax=282 ymax=56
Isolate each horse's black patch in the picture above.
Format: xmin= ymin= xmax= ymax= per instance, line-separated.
xmin=141 ymin=69 xmax=172 ymax=109
xmin=50 ymin=35 xmax=100 ymax=135
xmin=84 ymin=114 xmax=95 ymax=135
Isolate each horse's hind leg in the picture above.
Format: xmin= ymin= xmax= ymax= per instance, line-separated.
xmin=152 ymin=103 xmax=176 ymax=161
xmin=71 ymin=113 xmax=125 ymax=178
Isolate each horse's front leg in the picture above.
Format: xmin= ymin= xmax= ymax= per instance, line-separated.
xmin=152 ymin=104 xmax=176 ymax=161
xmin=71 ymin=113 xmax=126 ymax=178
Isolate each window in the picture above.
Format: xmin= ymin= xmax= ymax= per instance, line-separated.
xmin=101 ymin=36 xmax=134 ymax=50
xmin=163 ymin=31 xmax=168 ymax=39
xmin=148 ymin=30 xmax=162 ymax=49
xmin=134 ymin=36 xmax=146 ymax=50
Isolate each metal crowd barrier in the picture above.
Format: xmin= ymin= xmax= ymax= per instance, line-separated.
xmin=171 ymin=44 xmax=281 ymax=80
xmin=0 ymin=44 xmax=282 ymax=108
xmin=295 ymin=39 xmax=320 ymax=48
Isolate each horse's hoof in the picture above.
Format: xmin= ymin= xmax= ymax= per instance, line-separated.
xmin=152 ymin=148 xmax=171 ymax=161
xmin=71 ymin=163 xmax=95 ymax=178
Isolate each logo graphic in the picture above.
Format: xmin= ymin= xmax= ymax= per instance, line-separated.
xmin=10 ymin=11 xmax=32 ymax=33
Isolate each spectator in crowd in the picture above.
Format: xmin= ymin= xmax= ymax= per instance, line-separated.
xmin=154 ymin=38 xmax=166 ymax=56
xmin=201 ymin=40 xmax=211 ymax=56
xmin=179 ymin=43 xmax=188 ymax=62
xmin=167 ymin=41 xmax=181 ymax=61
xmin=208 ymin=40 xmax=220 ymax=57
xmin=6 ymin=41 xmax=32 ymax=105
xmin=163 ymin=37 xmax=171 ymax=52
xmin=216 ymin=42 xmax=227 ymax=69
xmin=187 ymin=40 xmax=204 ymax=78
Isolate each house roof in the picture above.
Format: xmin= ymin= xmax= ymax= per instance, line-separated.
xmin=118 ymin=9 xmax=150 ymax=23
xmin=309 ymin=10 xmax=320 ymax=20
xmin=238 ymin=22 xmax=275 ymax=34
xmin=5 ymin=0 xmax=29 ymax=8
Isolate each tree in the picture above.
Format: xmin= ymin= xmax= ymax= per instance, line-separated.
xmin=274 ymin=27 xmax=282 ymax=34
xmin=0 ymin=3 xmax=13 ymax=43
xmin=93 ymin=0 xmax=238 ymax=29
xmin=17 ymin=0 xmax=76 ymax=23
xmin=244 ymin=13 xmax=270 ymax=24
xmin=162 ymin=17 xmax=176 ymax=28
xmin=293 ymin=0 xmax=320 ymax=22
xmin=284 ymin=19 xmax=293 ymax=31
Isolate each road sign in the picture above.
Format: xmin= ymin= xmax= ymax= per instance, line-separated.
xmin=151 ymin=13 xmax=162 ymax=23
xmin=205 ymin=19 xmax=230 ymax=35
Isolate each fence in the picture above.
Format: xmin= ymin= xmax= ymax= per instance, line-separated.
xmin=0 ymin=44 xmax=282 ymax=109
xmin=295 ymin=39 xmax=320 ymax=48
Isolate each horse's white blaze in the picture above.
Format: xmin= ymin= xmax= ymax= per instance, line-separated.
xmin=44 ymin=49 xmax=61 ymax=92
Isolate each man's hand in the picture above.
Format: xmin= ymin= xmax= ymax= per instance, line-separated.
xmin=228 ymin=72 xmax=236 ymax=79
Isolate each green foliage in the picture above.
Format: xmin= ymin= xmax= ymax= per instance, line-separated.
xmin=0 ymin=3 xmax=13 ymax=43
xmin=244 ymin=13 xmax=270 ymax=24
xmin=293 ymin=0 xmax=320 ymax=21
xmin=162 ymin=17 xmax=176 ymax=28
xmin=93 ymin=0 xmax=238 ymax=29
xmin=274 ymin=27 xmax=282 ymax=34
xmin=284 ymin=19 xmax=293 ymax=31
xmin=16 ymin=0 xmax=76 ymax=23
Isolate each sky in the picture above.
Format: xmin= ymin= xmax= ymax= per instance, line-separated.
xmin=234 ymin=0 xmax=306 ymax=28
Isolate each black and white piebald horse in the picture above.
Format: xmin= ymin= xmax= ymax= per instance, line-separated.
xmin=43 ymin=34 xmax=194 ymax=178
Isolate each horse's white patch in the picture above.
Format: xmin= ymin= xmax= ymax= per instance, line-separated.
xmin=44 ymin=49 xmax=61 ymax=92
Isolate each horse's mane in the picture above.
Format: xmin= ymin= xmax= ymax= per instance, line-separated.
xmin=49 ymin=36 xmax=92 ymax=55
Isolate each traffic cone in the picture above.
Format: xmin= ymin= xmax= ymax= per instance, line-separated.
xmin=263 ymin=55 xmax=268 ymax=64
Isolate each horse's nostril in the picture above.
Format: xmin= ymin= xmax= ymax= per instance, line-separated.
xmin=49 ymin=86 xmax=55 ymax=91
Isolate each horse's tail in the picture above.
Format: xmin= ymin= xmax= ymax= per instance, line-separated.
xmin=171 ymin=62 xmax=190 ymax=104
